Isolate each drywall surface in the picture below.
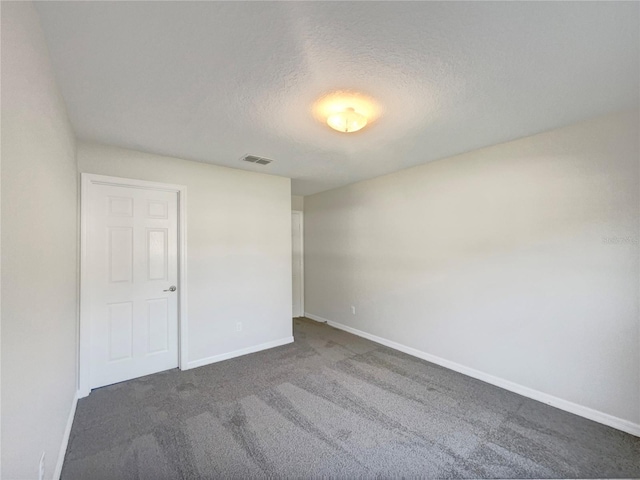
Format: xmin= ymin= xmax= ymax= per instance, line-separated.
xmin=292 ymin=195 xmax=304 ymax=211
xmin=36 ymin=2 xmax=639 ymax=195
xmin=1 ymin=2 xmax=78 ymax=478
xmin=305 ymin=111 xmax=640 ymax=425
xmin=78 ymin=143 xmax=293 ymax=365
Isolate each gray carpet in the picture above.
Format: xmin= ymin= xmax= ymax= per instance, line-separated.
xmin=62 ymin=318 xmax=640 ymax=479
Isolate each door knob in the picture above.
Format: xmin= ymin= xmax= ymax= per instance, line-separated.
xmin=164 ymin=286 xmax=177 ymax=292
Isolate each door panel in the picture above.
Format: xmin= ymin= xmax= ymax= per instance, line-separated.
xmin=87 ymin=184 xmax=179 ymax=389
xmin=109 ymin=227 xmax=133 ymax=283
xmin=108 ymin=196 xmax=133 ymax=217
xmin=107 ymin=302 xmax=133 ymax=361
xmin=147 ymin=229 xmax=168 ymax=280
xmin=147 ymin=298 xmax=169 ymax=354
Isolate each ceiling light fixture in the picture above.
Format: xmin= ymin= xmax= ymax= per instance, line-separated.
xmin=313 ymin=91 xmax=379 ymax=134
xmin=326 ymin=107 xmax=368 ymax=133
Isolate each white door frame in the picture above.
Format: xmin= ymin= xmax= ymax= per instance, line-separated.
xmin=79 ymin=173 xmax=188 ymax=397
xmin=292 ymin=210 xmax=304 ymax=316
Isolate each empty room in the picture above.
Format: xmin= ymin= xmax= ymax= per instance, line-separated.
xmin=1 ymin=1 xmax=639 ymax=479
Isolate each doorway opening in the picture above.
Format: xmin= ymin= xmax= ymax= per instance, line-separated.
xmin=292 ymin=210 xmax=304 ymax=317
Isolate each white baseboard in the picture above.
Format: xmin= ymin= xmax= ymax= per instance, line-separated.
xmin=54 ymin=390 xmax=79 ymax=480
xmin=185 ymin=336 xmax=294 ymax=370
xmin=304 ymin=312 xmax=640 ymax=437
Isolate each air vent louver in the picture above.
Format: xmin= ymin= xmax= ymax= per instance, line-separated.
xmin=241 ymin=154 xmax=273 ymax=166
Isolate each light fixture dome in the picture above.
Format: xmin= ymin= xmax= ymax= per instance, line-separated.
xmin=326 ymin=107 xmax=368 ymax=133
xmin=313 ymin=91 xmax=378 ymax=134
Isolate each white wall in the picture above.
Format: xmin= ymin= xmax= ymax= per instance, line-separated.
xmin=78 ymin=143 xmax=293 ymax=365
xmin=292 ymin=195 xmax=304 ymax=211
xmin=305 ymin=111 xmax=640 ymax=428
xmin=1 ymin=3 xmax=78 ymax=479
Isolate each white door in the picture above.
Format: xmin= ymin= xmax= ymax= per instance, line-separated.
xmin=86 ymin=183 xmax=179 ymax=388
xmin=292 ymin=211 xmax=303 ymax=317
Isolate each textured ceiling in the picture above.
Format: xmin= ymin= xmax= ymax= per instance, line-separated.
xmin=36 ymin=1 xmax=639 ymax=195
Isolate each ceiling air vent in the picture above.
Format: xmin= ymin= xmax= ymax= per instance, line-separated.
xmin=241 ymin=154 xmax=273 ymax=166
